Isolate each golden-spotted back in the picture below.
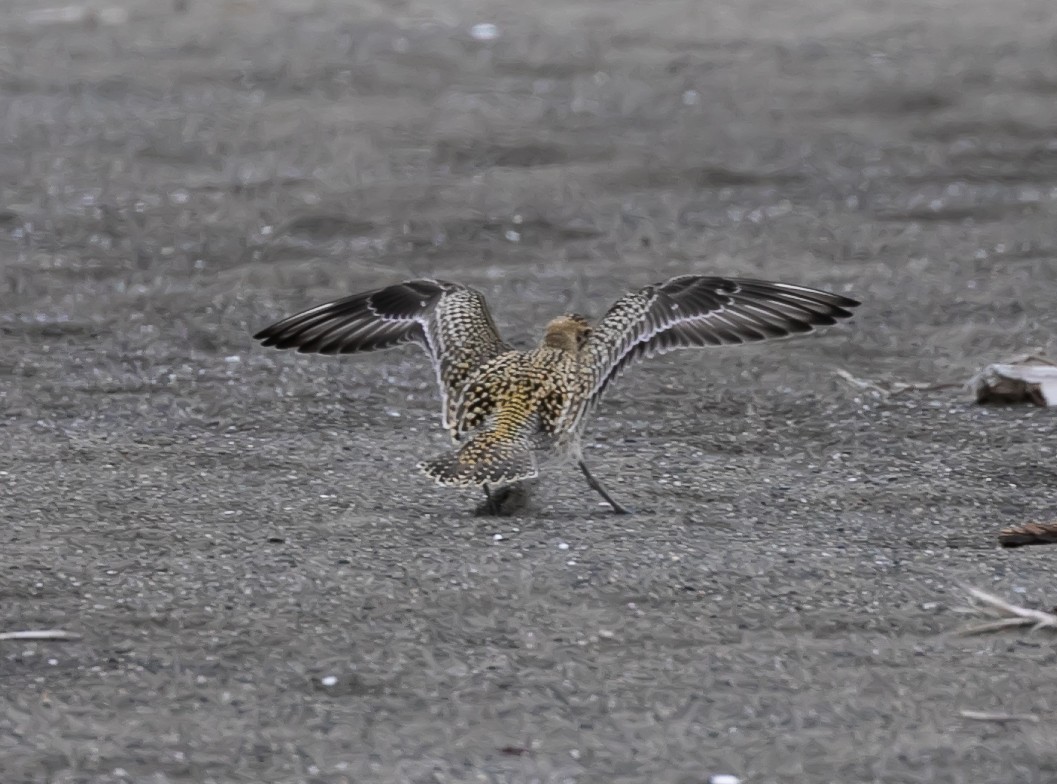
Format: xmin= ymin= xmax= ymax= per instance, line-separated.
xmin=454 ymin=350 xmax=571 ymax=438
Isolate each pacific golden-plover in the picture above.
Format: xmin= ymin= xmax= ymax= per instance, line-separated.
xmin=254 ymin=275 xmax=859 ymax=514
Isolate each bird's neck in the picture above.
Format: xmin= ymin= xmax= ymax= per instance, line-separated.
xmin=541 ymin=332 xmax=579 ymax=352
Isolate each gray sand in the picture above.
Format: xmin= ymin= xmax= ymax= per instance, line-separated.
xmin=2 ymin=1 xmax=1056 ymax=782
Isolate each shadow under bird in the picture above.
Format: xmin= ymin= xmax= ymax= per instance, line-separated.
xmin=254 ymin=275 xmax=860 ymax=514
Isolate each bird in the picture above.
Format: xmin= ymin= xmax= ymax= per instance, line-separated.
xmin=253 ymin=275 xmax=860 ymax=514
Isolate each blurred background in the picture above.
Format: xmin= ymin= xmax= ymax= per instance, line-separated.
xmin=3 ymin=1 xmax=1056 ymax=782
xmin=5 ymin=0 xmax=1055 ymax=361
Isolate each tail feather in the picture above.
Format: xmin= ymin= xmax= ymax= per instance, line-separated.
xmin=418 ymin=433 xmax=537 ymax=487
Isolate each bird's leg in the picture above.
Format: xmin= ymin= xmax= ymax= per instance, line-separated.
xmin=578 ymin=460 xmax=631 ymax=515
xmin=478 ymin=483 xmax=516 ymax=516
xmin=481 ymin=483 xmax=500 ymax=515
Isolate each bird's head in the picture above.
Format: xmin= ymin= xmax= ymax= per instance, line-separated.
xmin=542 ymin=313 xmax=592 ymax=352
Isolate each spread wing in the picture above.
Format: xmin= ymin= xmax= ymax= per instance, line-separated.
xmin=253 ymin=279 xmax=512 ymax=431
xmin=581 ymin=275 xmax=860 ymax=407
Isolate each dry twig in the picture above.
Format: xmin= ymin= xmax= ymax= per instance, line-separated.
xmin=0 ymin=629 xmax=82 ymax=642
xmin=956 ymin=585 xmax=1057 ymax=636
xmin=959 ymin=709 xmax=1040 ymax=724
xmin=834 ymin=369 xmax=960 ymax=398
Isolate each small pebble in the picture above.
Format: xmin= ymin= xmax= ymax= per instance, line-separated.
xmin=321 ymin=675 xmax=338 ymax=687
xmin=470 ymin=23 xmax=499 ymax=41
xmin=709 ymin=776 xmax=741 ymax=784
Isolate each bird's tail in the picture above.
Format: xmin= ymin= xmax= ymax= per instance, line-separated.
xmin=418 ymin=432 xmax=537 ymax=487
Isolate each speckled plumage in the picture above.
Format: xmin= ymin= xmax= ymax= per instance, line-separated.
xmin=254 ymin=276 xmax=860 ymax=513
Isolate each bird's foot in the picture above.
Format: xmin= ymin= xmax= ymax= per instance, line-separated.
xmin=475 ymin=481 xmax=534 ymax=517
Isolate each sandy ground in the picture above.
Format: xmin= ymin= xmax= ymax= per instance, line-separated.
xmin=2 ymin=0 xmax=1057 ymax=782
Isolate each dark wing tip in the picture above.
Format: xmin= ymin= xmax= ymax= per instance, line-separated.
xmin=254 ymin=324 xmax=304 ymax=346
xmin=722 ymin=278 xmax=860 ymax=321
xmin=806 ymin=290 xmax=861 ymax=316
xmin=252 ymin=322 xmax=311 ymax=349
xmin=251 ymin=279 xmax=456 ymax=355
